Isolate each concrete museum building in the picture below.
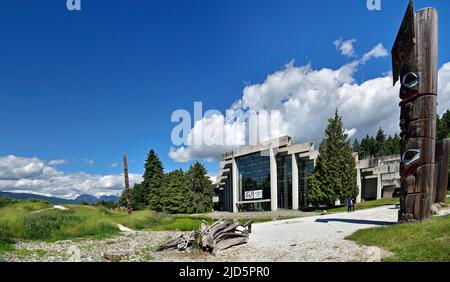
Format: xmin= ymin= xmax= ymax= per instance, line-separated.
xmin=214 ymin=136 xmax=401 ymax=213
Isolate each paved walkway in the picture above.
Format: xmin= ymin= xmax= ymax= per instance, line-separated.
xmin=223 ymin=205 xmax=398 ymax=262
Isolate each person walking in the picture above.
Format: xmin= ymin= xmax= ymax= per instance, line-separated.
xmin=352 ymin=198 xmax=356 ymax=212
xmin=347 ymin=198 xmax=353 ymax=213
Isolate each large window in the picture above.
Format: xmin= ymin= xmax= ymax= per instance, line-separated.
xmin=298 ymin=159 xmax=314 ymax=209
xmin=236 ymin=151 xmax=271 ymax=207
xmin=277 ymin=154 xmax=292 ymax=209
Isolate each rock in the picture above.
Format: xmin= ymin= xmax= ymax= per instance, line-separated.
xmin=103 ymin=253 xmax=124 ymax=262
xmin=431 ymin=204 xmax=441 ymax=215
xmin=364 ymin=247 xmax=381 ymax=262
xmin=66 ymin=245 xmax=81 ymax=262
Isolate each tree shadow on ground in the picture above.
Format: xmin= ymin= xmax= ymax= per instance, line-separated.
xmin=314 ymin=218 xmax=395 ymax=226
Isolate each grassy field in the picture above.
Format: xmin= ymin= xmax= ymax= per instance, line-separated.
xmin=309 ymin=197 xmax=400 ymax=213
xmin=0 ymin=200 xmax=273 ymax=252
xmin=347 ymin=215 xmax=450 ymax=262
xmin=0 ymin=202 xmax=121 ymax=251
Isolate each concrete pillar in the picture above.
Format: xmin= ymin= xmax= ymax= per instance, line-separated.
xmin=355 ymin=154 xmax=362 ymax=203
xmin=376 ymin=173 xmax=382 ymax=200
xmin=232 ymin=158 xmax=239 ymax=213
xmin=292 ymin=154 xmax=299 ymax=210
xmin=270 ymin=147 xmax=278 ymax=211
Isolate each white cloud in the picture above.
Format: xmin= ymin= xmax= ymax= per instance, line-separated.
xmin=48 ymin=159 xmax=67 ymax=166
xmin=344 ymin=128 xmax=358 ymax=139
xmin=169 ymin=43 xmax=450 ymax=164
xmin=208 ymin=173 xmax=218 ymax=184
xmin=361 ymin=43 xmax=389 ymax=62
xmin=111 ymin=162 xmax=118 ymax=168
xmin=334 ymin=38 xmax=357 ymax=58
xmin=438 ymin=62 xmax=450 ymax=113
xmin=84 ymin=159 xmax=95 ymax=166
xmin=0 ymin=155 xmax=142 ymax=199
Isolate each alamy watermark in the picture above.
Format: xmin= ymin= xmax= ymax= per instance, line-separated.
xmin=171 ymin=102 xmax=283 ymax=152
xmin=67 ymin=0 xmax=81 ymax=11
xmin=367 ymin=0 xmax=381 ymax=11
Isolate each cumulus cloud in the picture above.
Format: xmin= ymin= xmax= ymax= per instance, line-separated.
xmin=334 ymin=38 xmax=357 ymax=58
xmin=361 ymin=43 xmax=389 ymax=62
xmin=48 ymin=159 xmax=67 ymax=166
xmin=0 ymin=155 xmax=142 ymax=199
xmin=168 ymin=41 xmax=450 ymax=164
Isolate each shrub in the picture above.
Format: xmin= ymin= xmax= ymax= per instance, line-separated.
xmin=23 ymin=210 xmax=80 ymax=240
xmin=0 ymin=222 xmax=15 ymax=246
xmin=0 ymin=196 xmax=16 ymax=208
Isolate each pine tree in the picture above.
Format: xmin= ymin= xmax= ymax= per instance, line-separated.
xmin=160 ymin=169 xmax=191 ymax=214
xmin=130 ymin=183 xmax=146 ymax=210
xmin=375 ymin=127 xmax=387 ymax=157
xmin=437 ymin=114 xmax=449 ymax=141
xmin=358 ymin=135 xmax=376 ymax=159
xmin=143 ymin=149 xmax=165 ymax=211
xmin=352 ymin=139 xmax=360 ymax=153
xmin=187 ymin=162 xmax=213 ymax=213
xmin=305 ymin=110 xmax=358 ymax=207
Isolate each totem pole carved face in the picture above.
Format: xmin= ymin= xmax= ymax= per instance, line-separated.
xmin=392 ymin=0 xmax=438 ymax=222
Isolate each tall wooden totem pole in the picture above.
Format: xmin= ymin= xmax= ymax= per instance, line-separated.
xmin=122 ymin=154 xmax=133 ymax=214
xmin=392 ymin=0 xmax=438 ymax=222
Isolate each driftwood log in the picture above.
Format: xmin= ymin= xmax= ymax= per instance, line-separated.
xmin=157 ymin=219 xmax=252 ymax=256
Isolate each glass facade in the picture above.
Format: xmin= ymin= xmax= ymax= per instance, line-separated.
xmin=298 ymin=159 xmax=314 ymax=209
xmin=277 ymin=154 xmax=292 ymax=209
xmin=233 ymin=151 xmax=315 ymax=211
xmin=236 ymin=151 xmax=271 ymax=211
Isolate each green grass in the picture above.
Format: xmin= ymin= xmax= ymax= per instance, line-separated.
xmin=346 ymin=215 xmax=450 ymax=262
xmin=111 ymin=210 xmax=213 ymax=231
xmin=309 ymin=197 xmax=400 ymax=213
xmin=0 ymin=202 xmax=120 ymax=251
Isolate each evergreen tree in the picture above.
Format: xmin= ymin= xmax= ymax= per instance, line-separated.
xmin=437 ymin=114 xmax=449 ymax=141
xmin=352 ymin=139 xmax=360 ymax=153
xmin=130 ymin=183 xmax=146 ymax=210
xmin=143 ymin=149 xmax=165 ymax=211
xmin=375 ymin=127 xmax=387 ymax=157
xmin=160 ymin=169 xmax=191 ymax=214
xmin=358 ymin=135 xmax=376 ymax=159
xmin=306 ymin=110 xmax=358 ymax=207
xmin=187 ymin=162 xmax=213 ymax=213
xmin=386 ymin=133 xmax=401 ymax=155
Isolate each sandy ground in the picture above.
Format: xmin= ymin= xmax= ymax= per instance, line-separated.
xmin=3 ymin=205 xmax=399 ymax=262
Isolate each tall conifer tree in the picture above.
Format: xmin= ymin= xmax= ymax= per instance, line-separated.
xmin=306 ymin=110 xmax=358 ymax=207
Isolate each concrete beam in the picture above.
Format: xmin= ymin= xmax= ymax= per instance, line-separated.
xmin=292 ymin=153 xmax=299 ymax=210
xmin=232 ymin=158 xmax=238 ymax=213
xmin=270 ymin=147 xmax=278 ymax=211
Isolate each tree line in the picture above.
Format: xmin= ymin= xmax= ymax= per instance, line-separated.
xmin=119 ymin=150 xmax=213 ymax=214
xmin=352 ymin=128 xmax=401 ymax=159
xmin=437 ymin=110 xmax=450 ymax=141
xmin=352 ymin=111 xmax=450 ymax=160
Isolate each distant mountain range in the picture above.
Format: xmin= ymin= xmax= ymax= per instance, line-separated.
xmin=0 ymin=191 xmax=118 ymax=205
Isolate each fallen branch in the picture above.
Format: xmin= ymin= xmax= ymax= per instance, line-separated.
xmin=157 ymin=219 xmax=252 ymax=256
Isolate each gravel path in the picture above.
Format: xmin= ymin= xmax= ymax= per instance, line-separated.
xmin=3 ymin=205 xmax=398 ymax=262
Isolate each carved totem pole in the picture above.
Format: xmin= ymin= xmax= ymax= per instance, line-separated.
xmin=392 ymin=0 xmax=438 ymax=222
xmin=122 ymin=153 xmax=133 ymax=214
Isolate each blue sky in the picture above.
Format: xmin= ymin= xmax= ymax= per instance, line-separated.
xmin=0 ymin=0 xmax=449 ymax=198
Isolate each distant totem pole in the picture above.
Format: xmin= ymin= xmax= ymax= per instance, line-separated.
xmin=392 ymin=0 xmax=438 ymax=222
xmin=122 ymin=154 xmax=133 ymax=214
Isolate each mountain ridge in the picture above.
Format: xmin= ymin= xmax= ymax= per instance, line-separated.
xmin=0 ymin=191 xmax=118 ymax=205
